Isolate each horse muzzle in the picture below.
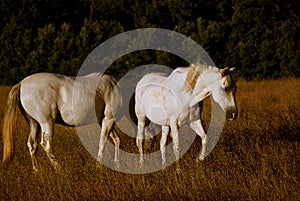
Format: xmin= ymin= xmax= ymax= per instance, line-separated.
xmin=227 ymin=107 xmax=238 ymax=122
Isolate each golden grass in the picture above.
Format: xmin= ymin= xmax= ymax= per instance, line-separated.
xmin=0 ymin=78 xmax=299 ymax=200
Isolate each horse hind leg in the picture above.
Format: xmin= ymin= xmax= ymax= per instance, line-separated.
xmin=109 ymin=129 xmax=120 ymax=168
xmin=144 ymin=127 xmax=152 ymax=152
xmin=26 ymin=116 xmax=39 ymax=172
xmin=40 ymin=120 xmax=60 ymax=171
xmin=160 ymin=126 xmax=169 ymax=169
xmin=136 ymin=117 xmax=147 ymax=168
xmin=97 ymin=115 xmax=115 ymax=163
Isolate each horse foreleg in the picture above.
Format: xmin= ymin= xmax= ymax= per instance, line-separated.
xmin=26 ymin=118 xmax=39 ymax=172
xmin=190 ymin=119 xmax=207 ymax=161
xmin=170 ymin=121 xmax=180 ymax=171
xmin=144 ymin=127 xmax=153 ymax=152
xmin=136 ymin=119 xmax=146 ymax=168
xmin=97 ymin=117 xmax=115 ymax=163
xmin=160 ymin=126 xmax=169 ymax=169
xmin=40 ymin=121 xmax=60 ymax=171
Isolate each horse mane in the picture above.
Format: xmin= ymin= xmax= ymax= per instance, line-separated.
xmin=224 ymin=72 xmax=236 ymax=93
xmin=86 ymin=72 xmax=104 ymax=77
xmin=182 ymin=64 xmax=207 ymax=92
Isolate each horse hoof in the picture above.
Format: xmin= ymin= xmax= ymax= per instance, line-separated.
xmin=96 ymin=162 xmax=103 ymax=169
xmin=54 ymin=165 xmax=62 ymax=173
xmin=33 ymin=168 xmax=39 ymax=174
xmin=196 ymin=156 xmax=204 ymax=163
xmin=115 ymin=160 xmax=120 ymax=170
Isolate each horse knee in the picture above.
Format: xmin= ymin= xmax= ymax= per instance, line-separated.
xmin=40 ymin=138 xmax=51 ymax=152
xmin=41 ymin=143 xmax=50 ymax=153
xmin=27 ymin=141 xmax=33 ymax=153
xmin=201 ymin=134 xmax=207 ymax=146
xmin=136 ymin=129 xmax=144 ymax=145
xmin=136 ymin=138 xmax=143 ymax=149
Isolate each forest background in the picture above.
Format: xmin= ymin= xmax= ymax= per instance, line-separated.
xmin=0 ymin=0 xmax=299 ymax=84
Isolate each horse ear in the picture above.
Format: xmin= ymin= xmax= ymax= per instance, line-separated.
xmin=221 ymin=67 xmax=235 ymax=76
xmin=221 ymin=67 xmax=229 ymax=76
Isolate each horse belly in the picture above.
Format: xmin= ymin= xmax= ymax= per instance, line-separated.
xmin=145 ymin=103 xmax=170 ymax=125
xmin=58 ymin=91 xmax=106 ymax=126
xmin=142 ymin=88 xmax=181 ymax=126
xmin=59 ymin=107 xmax=100 ymax=126
xmin=58 ymin=109 xmax=76 ymax=125
xmin=59 ymin=98 xmax=104 ymax=126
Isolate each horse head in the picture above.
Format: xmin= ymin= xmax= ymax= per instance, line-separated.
xmin=209 ymin=66 xmax=238 ymax=121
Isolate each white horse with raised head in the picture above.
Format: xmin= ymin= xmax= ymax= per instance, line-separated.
xmin=2 ymin=72 xmax=121 ymax=171
xmin=135 ymin=64 xmax=237 ymax=168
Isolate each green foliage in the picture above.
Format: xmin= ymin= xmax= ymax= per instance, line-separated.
xmin=0 ymin=0 xmax=299 ymax=84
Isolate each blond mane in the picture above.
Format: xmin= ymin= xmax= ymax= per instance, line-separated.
xmin=182 ymin=64 xmax=207 ymax=92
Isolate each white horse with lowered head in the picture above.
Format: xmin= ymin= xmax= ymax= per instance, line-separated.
xmin=135 ymin=64 xmax=237 ymax=169
xmin=2 ymin=72 xmax=122 ymax=172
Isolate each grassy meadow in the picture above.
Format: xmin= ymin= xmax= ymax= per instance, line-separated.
xmin=0 ymin=78 xmax=299 ymax=200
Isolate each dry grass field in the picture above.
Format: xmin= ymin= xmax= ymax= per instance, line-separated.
xmin=0 ymin=78 xmax=299 ymax=200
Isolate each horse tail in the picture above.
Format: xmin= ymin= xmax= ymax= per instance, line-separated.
xmin=2 ymin=83 xmax=21 ymax=165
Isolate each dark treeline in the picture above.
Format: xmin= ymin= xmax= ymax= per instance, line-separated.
xmin=0 ymin=0 xmax=299 ymax=84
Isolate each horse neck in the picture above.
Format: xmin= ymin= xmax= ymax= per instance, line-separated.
xmin=185 ymin=66 xmax=219 ymax=105
xmin=197 ymin=67 xmax=219 ymax=92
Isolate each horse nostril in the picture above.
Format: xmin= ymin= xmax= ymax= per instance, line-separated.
xmin=232 ymin=113 xmax=236 ymax=120
xmin=228 ymin=113 xmax=236 ymax=121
